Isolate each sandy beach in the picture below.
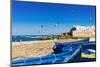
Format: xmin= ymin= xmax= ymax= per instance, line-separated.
xmin=12 ymin=40 xmax=55 ymax=60
xmin=12 ymin=39 xmax=82 ymax=60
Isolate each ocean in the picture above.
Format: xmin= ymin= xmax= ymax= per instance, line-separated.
xmin=12 ymin=35 xmax=49 ymax=42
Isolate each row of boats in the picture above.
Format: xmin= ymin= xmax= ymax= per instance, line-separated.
xmin=12 ymin=38 xmax=96 ymax=66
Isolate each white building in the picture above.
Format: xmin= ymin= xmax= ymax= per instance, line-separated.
xmin=72 ymin=25 xmax=95 ymax=37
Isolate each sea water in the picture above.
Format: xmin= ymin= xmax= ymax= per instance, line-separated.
xmin=12 ymin=35 xmax=48 ymax=42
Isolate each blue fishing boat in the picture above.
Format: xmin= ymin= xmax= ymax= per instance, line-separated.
xmin=12 ymin=38 xmax=95 ymax=66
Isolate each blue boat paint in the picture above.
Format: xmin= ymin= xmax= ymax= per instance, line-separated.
xmin=12 ymin=38 xmax=96 ymax=66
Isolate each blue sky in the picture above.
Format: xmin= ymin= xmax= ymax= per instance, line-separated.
xmin=12 ymin=1 xmax=96 ymax=35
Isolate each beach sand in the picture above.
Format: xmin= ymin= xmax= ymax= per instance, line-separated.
xmin=12 ymin=39 xmax=82 ymax=60
xmin=12 ymin=40 xmax=55 ymax=60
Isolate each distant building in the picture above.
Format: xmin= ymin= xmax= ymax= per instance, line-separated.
xmin=71 ymin=25 xmax=95 ymax=38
